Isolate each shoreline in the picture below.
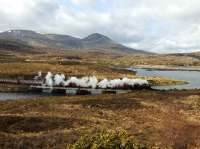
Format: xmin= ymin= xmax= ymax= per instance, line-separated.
xmin=133 ymin=65 xmax=200 ymax=71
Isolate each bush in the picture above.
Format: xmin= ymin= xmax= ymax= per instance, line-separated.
xmin=70 ymin=130 xmax=147 ymax=149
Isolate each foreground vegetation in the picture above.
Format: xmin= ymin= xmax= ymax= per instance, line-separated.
xmin=70 ymin=130 xmax=147 ymax=149
xmin=0 ymin=90 xmax=200 ymax=149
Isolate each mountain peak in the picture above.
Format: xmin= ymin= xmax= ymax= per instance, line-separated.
xmin=83 ymin=33 xmax=113 ymax=43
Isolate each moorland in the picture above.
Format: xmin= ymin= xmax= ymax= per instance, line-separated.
xmin=0 ymin=30 xmax=200 ymax=149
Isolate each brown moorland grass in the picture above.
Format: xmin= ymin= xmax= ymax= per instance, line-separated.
xmin=0 ymin=90 xmax=200 ymax=149
xmin=0 ymin=62 xmax=135 ymax=79
xmin=105 ymin=54 xmax=200 ymax=67
xmin=1 ymin=47 xmax=200 ymax=67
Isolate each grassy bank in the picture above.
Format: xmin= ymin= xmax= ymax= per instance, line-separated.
xmin=0 ymin=62 xmax=136 ymax=79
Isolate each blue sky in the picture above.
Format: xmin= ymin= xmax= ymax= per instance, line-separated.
xmin=0 ymin=0 xmax=200 ymax=53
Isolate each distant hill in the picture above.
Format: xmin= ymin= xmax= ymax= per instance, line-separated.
xmin=0 ymin=39 xmax=40 ymax=54
xmin=170 ymin=51 xmax=200 ymax=60
xmin=0 ymin=30 xmax=150 ymax=54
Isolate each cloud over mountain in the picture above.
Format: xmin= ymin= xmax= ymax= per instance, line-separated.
xmin=0 ymin=0 xmax=200 ymax=53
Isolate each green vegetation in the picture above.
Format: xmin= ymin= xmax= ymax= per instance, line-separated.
xmin=70 ymin=130 xmax=147 ymax=149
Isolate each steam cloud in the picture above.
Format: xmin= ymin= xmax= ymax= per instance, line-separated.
xmin=64 ymin=76 xmax=98 ymax=89
xmin=39 ymin=72 xmax=149 ymax=89
xmin=34 ymin=71 xmax=42 ymax=80
xmin=45 ymin=72 xmax=54 ymax=87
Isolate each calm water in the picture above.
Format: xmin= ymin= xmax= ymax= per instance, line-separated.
xmin=129 ymin=67 xmax=200 ymax=90
xmin=0 ymin=92 xmax=50 ymax=101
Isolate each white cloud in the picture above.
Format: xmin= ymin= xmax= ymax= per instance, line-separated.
xmin=0 ymin=0 xmax=200 ymax=53
xmin=70 ymin=0 xmax=95 ymax=5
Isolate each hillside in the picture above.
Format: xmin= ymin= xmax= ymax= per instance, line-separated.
xmin=0 ymin=39 xmax=40 ymax=54
xmin=0 ymin=30 xmax=150 ymax=54
xmin=82 ymin=33 xmax=148 ymax=54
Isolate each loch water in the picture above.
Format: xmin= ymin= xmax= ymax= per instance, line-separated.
xmin=129 ymin=67 xmax=200 ymax=90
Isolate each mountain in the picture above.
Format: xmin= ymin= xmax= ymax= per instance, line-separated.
xmin=0 ymin=30 xmax=150 ymax=54
xmin=0 ymin=30 xmax=49 ymax=47
xmin=82 ymin=33 xmax=148 ymax=54
xmin=82 ymin=33 xmax=113 ymax=45
xmin=44 ymin=34 xmax=83 ymax=49
xmin=0 ymin=39 xmax=40 ymax=54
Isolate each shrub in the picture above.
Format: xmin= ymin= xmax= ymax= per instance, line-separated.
xmin=70 ymin=130 xmax=147 ymax=149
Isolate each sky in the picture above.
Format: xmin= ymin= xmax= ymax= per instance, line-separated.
xmin=0 ymin=0 xmax=200 ymax=53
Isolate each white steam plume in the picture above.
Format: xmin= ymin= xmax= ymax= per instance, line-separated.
xmin=34 ymin=71 xmax=42 ymax=80
xmin=97 ymin=77 xmax=149 ymax=89
xmin=64 ymin=76 xmax=98 ymax=88
xmin=54 ymin=74 xmax=65 ymax=86
xmin=44 ymin=72 xmax=53 ymax=87
xmin=41 ymin=72 xmax=149 ymax=89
